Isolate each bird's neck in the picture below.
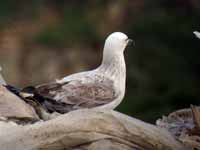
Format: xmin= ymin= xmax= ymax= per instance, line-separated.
xmin=97 ymin=50 xmax=126 ymax=84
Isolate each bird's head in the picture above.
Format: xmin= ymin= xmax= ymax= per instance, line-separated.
xmin=104 ymin=32 xmax=133 ymax=53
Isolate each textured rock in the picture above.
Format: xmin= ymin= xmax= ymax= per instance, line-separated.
xmin=0 ymin=86 xmax=39 ymax=122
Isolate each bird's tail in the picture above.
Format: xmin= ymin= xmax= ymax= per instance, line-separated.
xmin=5 ymin=84 xmax=71 ymax=114
xmin=4 ymin=84 xmax=22 ymax=96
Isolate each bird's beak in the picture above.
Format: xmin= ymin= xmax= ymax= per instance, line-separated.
xmin=127 ymin=39 xmax=134 ymax=46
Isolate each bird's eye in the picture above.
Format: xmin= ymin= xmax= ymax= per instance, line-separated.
xmin=125 ymin=38 xmax=129 ymax=42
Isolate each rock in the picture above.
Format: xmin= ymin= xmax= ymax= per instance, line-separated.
xmin=0 ymin=85 xmax=39 ymax=123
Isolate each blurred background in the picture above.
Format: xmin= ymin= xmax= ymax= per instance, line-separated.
xmin=0 ymin=0 xmax=200 ymax=122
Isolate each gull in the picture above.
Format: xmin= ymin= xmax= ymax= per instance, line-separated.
xmin=19 ymin=32 xmax=133 ymax=113
xmin=193 ymin=31 xmax=200 ymax=39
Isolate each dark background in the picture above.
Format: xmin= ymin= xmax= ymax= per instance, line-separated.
xmin=0 ymin=0 xmax=200 ymax=122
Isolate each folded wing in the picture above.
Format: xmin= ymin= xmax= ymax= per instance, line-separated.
xmin=35 ymin=77 xmax=116 ymax=112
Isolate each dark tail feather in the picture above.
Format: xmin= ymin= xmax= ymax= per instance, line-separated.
xmin=5 ymin=85 xmax=71 ymax=114
xmin=4 ymin=84 xmax=22 ymax=96
xmin=22 ymin=86 xmax=37 ymax=93
xmin=23 ymin=86 xmax=71 ymax=114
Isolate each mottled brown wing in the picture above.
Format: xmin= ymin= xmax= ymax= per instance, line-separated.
xmin=36 ymin=79 xmax=116 ymax=110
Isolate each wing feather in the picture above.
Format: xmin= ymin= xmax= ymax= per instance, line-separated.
xmin=35 ymin=77 xmax=116 ymax=111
